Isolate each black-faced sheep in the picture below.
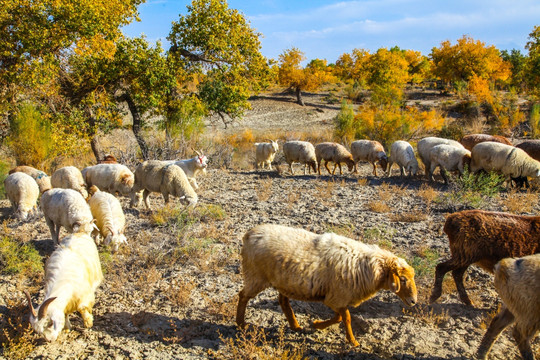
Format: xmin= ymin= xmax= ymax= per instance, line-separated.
xmin=315 ymin=142 xmax=355 ymax=176
xmin=387 ymin=140 xmax=419 ymax=177
xmin=350 ymin=140 xmax=388 ymax=176
xmin=282 ymin=140 xmax=318 ymax=175
xmin=461 ymin=133 xmax=512 ymax=151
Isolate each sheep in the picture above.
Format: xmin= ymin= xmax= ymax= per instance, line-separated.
xmin=40 ymin=188 xmax=96 ymax=244
xmin=163 ymin=151 xmax=208 ymax=190
xmin=9 ymin=165 xmax=51 ymax=193
xmin=282 ymin=140 xmax=317 ymax=175
xmin=315 ymin=142 xmax=355 ymax=176
xmin=87 ymin=186 xmax=127 ymax=253
xmin=470 ymin=142 xmax=540 ymax=189
xmin=254 ymin=140 xmax=279 ymax=170
xmin=24 ymin=232 xmax=103 ymax=342
xmin=516 ymin=140 xmax=540 ymax=162
xmin=386 ymin=140 xmax=419 ymax=177
xmin=81 ymin=163 xmax=135 ymax=197
xmin=429 ymin=210 xmax=540 ymax=306
xmin=98 ymin=154 xmax=118 ymax=164
xmin=417 ymin=137 xmax=465 ymax=177
xmin=130 ymin=160 xmax=197 ymax=210
xmin=51 ymin=166 xmax=88 ymax=199
xmin=350 ymin=140 xmax=388 ymax=176
xmin=428 ymin=144 xmax=472 ymax=184
xmin=476 ymin=254 xmax=540 ymax=360
xmin=4 ymin=172 xmax=39 ymax=220
xmin=461 ymin=133 xmax=512 ymax=151
xmin=236 ymin=224 xmax=417 ymax=346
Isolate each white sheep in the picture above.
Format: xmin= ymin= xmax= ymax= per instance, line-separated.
xmin=130 ymin=160 xmax=197 ymax=210
xmin=164 ymin=151 xmax=208 ymax=190
xmin=4 ymin=172 xmax=39 ymax=220
xmin=237 ymin=224 xmax=417 ymax=346
xmin=387 ymin=140 xmax=419 ymax=177
xmin=25 ymin=232 xmax=103 ymax=342
xmin=470 ymin=142 xmax=540 ymax=189
xmin=87 ymin=186 xmax=127 ymax=253
xmin=51 ymin=166 xmax=88 ymax=199
xmin=40 ymin=188 xmax=96 ymax=244
xmin=476 ymin=254 xmax=540 ymax=360
xmin=254 ymin=140 xmax=279 ymax=170
xmin=350 ymin=140 xmax=388 ymax=176
xmin=81 ymin=163 xmax=135 ymax=197
xmin=282 ymin=140 xmax=317 ymax=175
xmin=417 ymin=137 xmax=464 ymax=177
xmin=315 ymin=142 xmax=355 ymax=176
xmin=428 ymin=144 xmax=472 ymax=184
xmin=9 ymin=165 xmax=51 ymax=193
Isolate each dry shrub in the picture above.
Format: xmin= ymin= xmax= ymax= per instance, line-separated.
xmin=417 ymin=183 xmax=439 ymax=207
xmin=256 ymin=177 xmax=273 ymax=201
xmin=501 ymin=189 xmax=538 ymax=214
xmin=326 ymin=222 xmax=356 ymax=238
xmin=357 ymin=178 xmax=368 ymax=186
xmin=286 ymin=189 xmax=300 ymax=209
xmin=367 ymin=200 xmax=390 ymax=213
xmin=388 ymin=184 xmax=408 ymax=198
xmin=402 ymin=304 xmax=449 ymax=327
xmin=0 ymin=297 xmax=37 ymax=360
xmin=377 ymin=182 xmax=392 ymax=201
xmin=136 ymin=266 xmax=162 ymax=300
xmin=389 ymin=210 xmax=428 ymax=222
xmin=203 ymin=293 xmax=237 ymax=323
xmin=166 ymin=278 xmax=195 ymax=308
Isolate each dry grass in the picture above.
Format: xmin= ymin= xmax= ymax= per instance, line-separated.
xmin=357 ymin=178 xmax=368 ymax=186
xmin=377 ymin=183 xmax=393 ymax=202
xmin=417 ymin=183 xmax=439 ymax=208
xmin=0 ymin=297 xmax=37 ymax=360
xmin=166 ymin=278 xmax=196 ymax=308
xmin=402 ymin=305 xmax=450 ymax=327
xmin=256 ymin=177 xmax=273 ymax=202
xmin=389 ymin=210 xmax=428 ymax=222
xmin=479 ymin=303 xmax=502 ymax=330
xmin=367 ymin=200 xmax=391 ymax=213
xmin=286 ymin=189 xmax=300 ymax=209
xmin=500 ymin=189 xmax=538 ymax=213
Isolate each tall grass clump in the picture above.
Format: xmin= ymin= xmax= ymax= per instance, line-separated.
xmin=529 ymin=103 xmax=540 ymax=138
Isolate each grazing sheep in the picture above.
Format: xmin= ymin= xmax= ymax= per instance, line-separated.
xmin=164 ymin=151 xmax=208 ymax=190
xmin=429 ymin=210 xmax=540 ymax=306
xmin=51 ymin=166 xmax=88 ymax=199
xmin=25 ymin=232 xmax=103 ymax=342
xmin=4 ymin=172 xmax=39 ymax=220
xmin=350 ymin=140 xmax=388 ymax=176
xmin=386 ymin=140 xmax=419 ymax=177
xmin=9 ymin=165 xmax=51 ymax=193
xmin=315 ymin=142 xmax=355 ymax=176
xmin=470 ymin=142 xmax=540 ymax=189
xmin=81 ymin=163 xmax=135 ymax=197
xmin=130 ymin=160 xmax=197 ymax=210
xmin=428 ymin=144 xmax=471 ymax=184
xmin=237 ymin=224 xmax=417 ymax=346
xmin=477 ymin=254 xmax=540 ymax=360
xmin=40 ymin=188 xmax=96 ymax=244
xmin=417 ymin=137 xmax=464 ymax=177
xmin=98 ymin=154 xmax=118 ymax=164
xmin=87 ymin=186 xmax=127 ymax=253
xmin=254 ymin=140 xmax=279 ymax=170
xmin=282 ymin=140 xmax=317 ymax=175
xmin=516 ymin=140 xmax=540 ymax=162
xmin=461 ymin=133 xmax=512 ymax=151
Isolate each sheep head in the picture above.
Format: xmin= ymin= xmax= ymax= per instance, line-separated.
xmin=105 ymin=226 xmax=127 ymax=253
xmin=345 ymin=157 xmax=355 ymax=172
xmin=270 ymin=140 xmax=279 ymax=153
xmin=386 ymin=258 xmax=417 ymax=307
xmin=378 ymin=154 xmax=389 ymax=172
xmin=25 ymin=291 xmax=63 ymax=342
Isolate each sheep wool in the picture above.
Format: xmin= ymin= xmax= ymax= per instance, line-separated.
xmin=81 ymin=164 xmax=135 ymax=197
xmin=460 ymin=133 xmax=512 ymax=151
xmin=350 ymin=140 xmax=388 ymax=176
xmin=282 ymin=140 xmax=317 ymax=175
xmin=4 ymin=172 xmax=39 ymax=220
xmin=387 ymin=140 xmax=419 ymax=177
xmin=315 ymin=142 xmax=355 ymax=175
xmin=254 ymin=140 xmax=279 ymax=170
xmin=9 ymin=165 xmax=51 ymax=193
xmin=51 ymin=166 xmax=88 ymax=199
xmin=428 ymin=144 xmax=471 ymax=184
xmin=417 ymin=137 xmax=464 ymax=177
xmin=88 ymin=186 xmax=127 ymax=253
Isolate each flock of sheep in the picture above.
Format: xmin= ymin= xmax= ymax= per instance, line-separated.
xmin=3 ymin=133 xmax=540 ymax=359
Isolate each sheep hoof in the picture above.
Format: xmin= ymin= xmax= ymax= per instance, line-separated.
xmin=290 ymin=325 xmax=303 ymax=332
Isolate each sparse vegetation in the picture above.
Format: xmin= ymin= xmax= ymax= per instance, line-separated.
xmin=0 ymin=237 xmax=43 ymax=277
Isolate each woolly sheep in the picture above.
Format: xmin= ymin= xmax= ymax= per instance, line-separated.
xmin=429 ymin=210 xmax=540 ymax=306
xmin=417 ymin=137 xmax=464 ymax=177
xmin=461 ymin=133 xmax=512 ymax=151
xmin=40 ymin=188 xmax=96 ymax=244
xmin=386 ymin=140 xmax=419 ymax=177
xmin=428 ymin=144 xmax=471 ymax=184
xmin=163 ymin=151 xmax=208 ymax=190
xmin=237 ymin=224 xmax=417 ymax=346
xmin=315 ymin=142 xmax=355 ymax=176
xmin=254 ymin=140 xmax=279 ymax=170
xmin=350 ymin=140 xmax=388 ymax=176
xmin=81 ymin=163 xmax=135 ymax=197
xmin=470 ymin=142 xmax=540 ymax=189
xmin=25 ymin=232 xmax=103 ymax=342
xmin=98 ymin=154 xmax=118 ymax=164
xmin=516 ymin=140 xmax=540 ymax=162
xmin=51 ymin=166 xmax=88 ymax=199
xmin=87 ymin=186 xmax=127 ymax=253
xmin=476 ymin=254 xmax=540 ymax=360
xmin=9 ymin=165 xmax=51 ymax=193
xmin=282 ymin=140 xmax=317 ymax=175
xmin=130 ymin=160 xmax=197 ymax=210
xmin=4 ymin=172 xmax=39 ymax=220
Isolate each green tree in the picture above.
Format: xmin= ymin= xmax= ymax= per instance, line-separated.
xmin=526 ymin=25 xmax=540 ymax=96
xmin=500 ymin=49 xmax=527 ymax=91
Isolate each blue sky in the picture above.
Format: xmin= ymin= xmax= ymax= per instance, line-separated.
xmin=123 ymin=0 xmax=540 ymax=63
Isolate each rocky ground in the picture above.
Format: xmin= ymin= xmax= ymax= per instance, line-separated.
xmin=1 ymin=90 xmax=539 ymax=359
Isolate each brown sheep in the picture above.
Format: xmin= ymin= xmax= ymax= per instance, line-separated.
xmin=429 ymin=210 xmax=540 ymax=306
xmin=460 ymin=134 xmax=512 ymax=151
xmin=98 ymin=154 xmax=118 ymax=164
xmin=516 ymin=140 xmax=540 ymax=162
xmin=315 ymin=142 xmax=355 ymax=176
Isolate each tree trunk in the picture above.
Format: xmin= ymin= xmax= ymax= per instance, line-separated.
xmin=90 ymin=135 xmax=104 ymax=162
xmin=118 ymin=92 xmax=149 ymax=160
xmin=296 ymin=87 xmax=305 ymax=106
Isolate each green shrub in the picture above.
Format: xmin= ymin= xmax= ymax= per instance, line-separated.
xmin=439 ymin=167 xmax=504 ymax=208
xmin=529 ymin=103 xmax=540 ymax=138
xmin=0 ymin=237 xmax=43 ymax=277
xmin=0 ymin=160 xmax=9 ymax=199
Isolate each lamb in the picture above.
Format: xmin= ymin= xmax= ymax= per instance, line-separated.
xmin=87 ymin=186 xmax=127 ymax=253
xmin=25 ymin=232 xmax=103 ymax=342
xmin=516 ymin=140 xmax=540 ymax=162
xmin=51 ymin=166 xmax=88 ymax=199
xmin=350 ymin=140 xmax=388 ymax=176
xmin=460 ymin=133 xmax=512 ymax=151
xmin=476 ymin=254 xmax=540 ymax=360
xmin=282 ymin=140 xmax=317 ymax=175
xmin=163 ymin=151 xmax=208 ymax=190
xmin=40 ymin=188 xmax=96 ymax=244
xmin=237 ymin=224 xmax=417 ymax=346
xmin=254 ymin=140 xmax=279 ymax=170
xmin=4 ymin=172 xmax=39 ymax=220
xmin=315 ymin=142 xmax=355 ymax=176
xmin=417 ymin=137 xmax=464 ymax=177
xmin=428 ymin=144 xmax=471 ymax=184
xmin=386 ymin=140 xmax=419 ymax=177
xmin=429 ymin=210 xmax=540 ymax=306
xmin=81 ymin=163 xmax=136 ymax=197
xmin=130 ymin=160 xmax=197 ymax=210
xmin=9 ymin=165 xmax=51 ymax=193
xmin=470 ymin=141 xmax=540 ymax=189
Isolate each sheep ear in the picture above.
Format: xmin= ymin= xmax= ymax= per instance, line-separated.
xmin=121 ymin=174 xmax=130 ymax=184
xmin=387 ymin=268 xmax=400 ymax=293
xmin=72 ymin=221 xmax=81 ymax=233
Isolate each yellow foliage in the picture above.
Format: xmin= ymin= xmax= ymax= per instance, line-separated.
xmin=468 ymin=74 xmax=492 ymax=103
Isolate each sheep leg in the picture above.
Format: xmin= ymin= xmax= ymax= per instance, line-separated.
xmin=54 ymin=223 xmax=62 ymax=244
xmin=372 ymin=162 xmax=377 ymax=176
xmin=143 ymin=189 xmax=152 ymax=211
xmin=338 ymin=307 xmax=359 ymax=347
xmin=513 ymin=325 xmax=535 ymax=360
xmin=236 ymin=289 xmax=252 ymax=328
xmin=317 ymin=160 xmax=322 ymax=175
xmin=386 ymin=162 xmax=393 ymax=177
xmin=162 ymin=192 xmax=169 ymax=204
xmin=324 ymin=161 xmax=332 ymax=175
xmin=80 ymin=307 xmax=94 ymax=328
xmin=440 ymin=169 xmax=449 ymax=185
xmin=277 ymin=293 xmax=302 ymax=331
xmin=399 ymin=166 xmax=404 ymax=177
xmin=452 ymin=266 xmax=473 ymax=306
xmin=312 ymin=311 xmax=342 ymax=330
xmin=45 ymin=216 xmax=56 ymax=243
xmin=429 ymin=259 xmax=458 ymax=303
xmin=289 ymin=163 xmax=295 ymax=175
xmin=476 ymin=307 xmax=514 ymax=360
